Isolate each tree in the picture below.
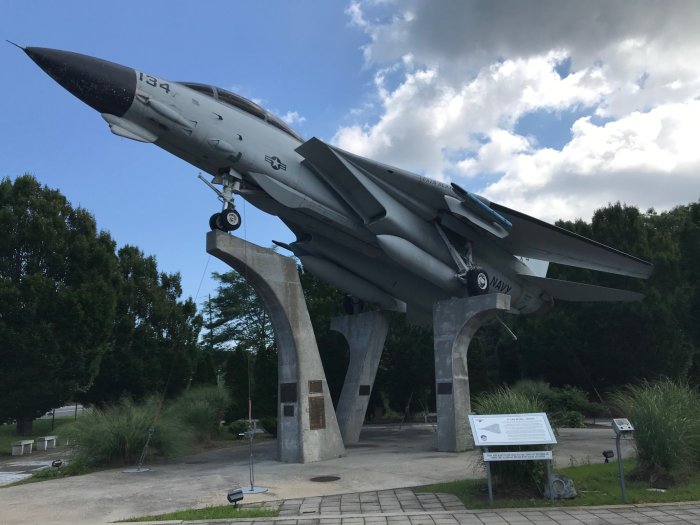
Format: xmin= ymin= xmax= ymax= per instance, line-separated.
xmin=224 ymin=348 xmax=250 ymax=419
xmin=203 ymin=271 xmax=273 ymax=352
xmin=253 ymin=344 xmax=278 ymax=417
xmin=494 ymin=202 xmax=699 ymax=392
xmin=0 ymin=175 xmax=119 ymax=434
xmin=191 ymin=350 xmax=218 ymax=386
xmin=377 ymin=314 xmax=434 ymax=414
xmin=83 ymin=246 xmax=202 ymax=406
xmin=299 ymin=268 xmax=349 ymax=404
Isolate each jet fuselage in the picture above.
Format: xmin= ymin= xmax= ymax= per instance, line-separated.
xmin=21 ymin=47 xmax=652 ymax=324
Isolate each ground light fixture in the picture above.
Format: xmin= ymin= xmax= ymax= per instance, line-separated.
xmin=602 ymin=450 xmax=614 ymax=463
xmin=227 ymin=487 xmax=244 ymax=506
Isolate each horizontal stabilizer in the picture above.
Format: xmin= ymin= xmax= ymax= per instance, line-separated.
xmin=518 ymin=274 xmax=644 ymax=302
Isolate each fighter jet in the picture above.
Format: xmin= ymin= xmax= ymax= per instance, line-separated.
xmin=18 ymin=45 xmax=653 ymax=324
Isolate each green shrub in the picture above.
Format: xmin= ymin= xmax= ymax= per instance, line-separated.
xmin=260 ymin=416 xmax=277 ymax=437
xmin=556 ymin=410 xmax=585 ymax=429
xmin=511 ymin=381 xmax=598 ymax=427
xmin=474 ymin=386 xmax=543 ymax=415
xmin=228 ymin=419 xmax=249 ymax=437
xmin=165 ymin=385 xmax=231 ymax=440
xmin=63 ymin=397 xmax=192 ymax=467
xmin=551 ymin=386 xmax=597 ymax=417
xmin=473 ymin=387 xmax=546 ymax=489
xmin=510 ymin=380 xmax=551 ymax=403
xmin=613 ymin=379 xmax=700 ymax=481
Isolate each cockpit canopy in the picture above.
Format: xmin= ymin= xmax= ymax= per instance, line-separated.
xmin=181 ymin=82 xmax=303 ymax=142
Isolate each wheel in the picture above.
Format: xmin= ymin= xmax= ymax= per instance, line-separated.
xmin=219 ymin=209 xmax=241 ymax=231
xmin=209 ymin=213 xmax=221 ymax=231
xmin=466 ymin=268 xmax=489 ymax=295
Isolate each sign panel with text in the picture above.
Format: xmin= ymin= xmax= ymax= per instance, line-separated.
xmin=468 ymin=413 xmax=556 ymax=446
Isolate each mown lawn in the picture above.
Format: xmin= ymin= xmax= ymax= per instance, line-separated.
xmin=416 ymin=459 xmax=700 ymax=508
xmin=120 ymin=505 xmax=279 ymax=522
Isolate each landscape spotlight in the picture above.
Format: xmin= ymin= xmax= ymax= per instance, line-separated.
xmin=603 ymin=450 xmax=614 ymax=463
xmin=227 ymin=487 xmax=244 ymax=507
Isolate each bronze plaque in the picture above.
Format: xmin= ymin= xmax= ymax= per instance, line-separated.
xmin=309 ymin=397 xmax=326 ymax=429
xmin=437 ymin=382 xmax=453 ymax=395
xmin=283 ymin=404 xmax=295 ymax=417
xmin=280 ymin=382 xmax=297 ymax=403
xmin=308 ymin=380 xmax=323 ymax=394
xmin=359 ymin=384 xmax=371 ymax=396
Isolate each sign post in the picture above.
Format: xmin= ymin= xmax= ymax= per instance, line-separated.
xmin=468 ymin=413 xmax=557 ymax=504
xmin=612 ymin=418 xmax=634 ymax=502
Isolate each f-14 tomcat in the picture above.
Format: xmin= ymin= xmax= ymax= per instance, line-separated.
xmin=19 ymin=45 xmax=653 ymax=324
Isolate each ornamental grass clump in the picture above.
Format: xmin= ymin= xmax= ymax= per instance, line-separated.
xmin=64 ymin=396 xmax=192 ymax=467
xmin=473 ymin=387 xmax=546 ymax=490
xmin=613 ymin=379 xmax=700 ymax=485
xmin=165 ymin=385 xmax=230 ymax=441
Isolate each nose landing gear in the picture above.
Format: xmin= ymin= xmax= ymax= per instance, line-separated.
xmin=199 ymin=172 xmax=242 ymax=232
xmin=210 ymin=207 xmax=241 ymax=232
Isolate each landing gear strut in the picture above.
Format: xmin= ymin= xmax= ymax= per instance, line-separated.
xmin=199 ymin=172 xmax=242 ymax=232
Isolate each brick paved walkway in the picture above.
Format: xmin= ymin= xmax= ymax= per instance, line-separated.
xmin=179 ymin=489 xmax=700 ymax=525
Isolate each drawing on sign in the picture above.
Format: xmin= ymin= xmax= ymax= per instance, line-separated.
xmin=483 ymin=423 xmax=502 ymax=434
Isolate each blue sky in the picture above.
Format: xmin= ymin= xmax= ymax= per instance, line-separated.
xmin=3 ymin=1 xmax=699 ymax=308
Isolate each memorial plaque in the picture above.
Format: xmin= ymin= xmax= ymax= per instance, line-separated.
xmin=283 ymin=404 xmax=295 ymax=417
xmin=280 ymin=382 xmax=297 ymax=403
xmin=359 ymin=384 xmax=371 ymax=396
xmin=309 ymin=397 xmax=325 ymax=429
xmin=437 ymin=382 xmax=453 ymax=395
xmin=308 ymin=380 xmax=323 ymax=394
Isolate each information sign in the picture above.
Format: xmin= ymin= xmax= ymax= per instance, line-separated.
xmin=468 ymin=413 xmax=556 ymax=446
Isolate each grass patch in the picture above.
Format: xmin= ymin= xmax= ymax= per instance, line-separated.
xmin=120 ymin=505 xmax=278 ymax=522
xmin=416 ymin=458 xmax=700 ymax=508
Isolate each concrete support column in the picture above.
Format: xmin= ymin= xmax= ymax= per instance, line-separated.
xmin=433 ymin=293 xmax=510 ymax=452
xmin=330 ymin=311 xmax=389 ymax=445
xmin=207 ymin=231 xmax=345 ymax=463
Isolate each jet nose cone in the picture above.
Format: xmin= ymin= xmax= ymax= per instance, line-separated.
xmin=25 ymin=47 xmax=136 ymax=117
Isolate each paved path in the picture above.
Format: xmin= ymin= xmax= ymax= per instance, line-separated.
xmin=2 ymin=424 xmax=698 ymax=524
xmin=179 ymin=490 xmax=700 ymax=525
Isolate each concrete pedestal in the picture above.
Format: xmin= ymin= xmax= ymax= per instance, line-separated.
xmin=330 ymin=311 xmax=389 ymax=445
xmin=207 ymin=231 xmax=345 ymax=463
xmin=433 ymin=293 xmax=510 ymax=452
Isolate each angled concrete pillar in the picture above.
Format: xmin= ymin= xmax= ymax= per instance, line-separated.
xmin=207 ymin=231 xmax=345 ymax=463
xmin=330 ymin=311 xmax=389 ymax=445
xmin=433 ymin=293 xmax=510 ymax=452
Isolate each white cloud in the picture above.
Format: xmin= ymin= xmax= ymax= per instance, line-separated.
xmin=335 ymin=0 xmax=700 ymax=222
xmin=280 ymin=111 xmax=306 ymax=126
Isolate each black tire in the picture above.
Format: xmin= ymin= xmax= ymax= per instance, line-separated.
xmin=209 ymin=213 xmax=221 ymax=231
xmin=220 ymin=209 xmax=241 ymax=231
xmin=466 ymin=268 xmax=489 ymax=295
